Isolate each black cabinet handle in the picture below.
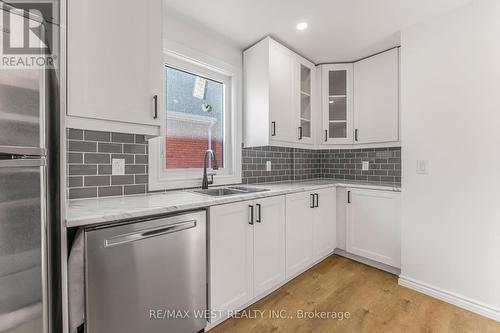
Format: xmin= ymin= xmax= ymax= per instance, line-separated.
xmin=153 ymin=95 xmax=158 ymax=119
xmin=298 ymin=127 xmax=303 ymax=140
xmin=314 ymin=193 xmax=319 ymax=208
xmin=256 ymin=203 xmax=262 ymax=223
xmin=310 ymin=194 xmax=315 ymax=208
xmin=248 ymin=205 xmax=254 ymax=225
xmin=271 ymin=121 xmax=276 ymax=136
xmin=354 ymin=129 xmax=358 ymax=142
xmin=325 ymin=130 xmax=328 ymax=142
xmin=347 ymin=191 xmax=351 ymax=204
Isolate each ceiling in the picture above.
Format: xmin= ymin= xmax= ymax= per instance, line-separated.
xmin=163 ymin=0 xmax=472 ymax=63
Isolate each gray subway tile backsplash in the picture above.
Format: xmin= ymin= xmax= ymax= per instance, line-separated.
xmin=97 ymin=142 xmax=122 ymax=153
xmin=67 ymin=128 xmax=149 ymax=199
xmin=68 ymin=187 xmax=97 ymax=199
xmin=98 ymin=186 xmax=123 ymax=197
xmin=84 ymin=153 xmax=111 ymax=164
xmin=319 ymin=147 xmax=401 ymax=184
xmin=242 ymin=146 xmax=401 ymax=185
xmin=124 ymin=184 xmax=147 ymax=195
xmin=84 ymin=130 xmax=110 ymax=142
xmin=68 ymin=128 xmax=83 ymax=140
xmin=67 ymin=128 xmax=400 ymax=199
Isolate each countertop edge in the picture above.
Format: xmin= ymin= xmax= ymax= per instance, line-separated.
xmin=66 ymin=182 xmax=400 ymax=228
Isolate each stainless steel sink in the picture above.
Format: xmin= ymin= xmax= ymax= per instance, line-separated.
xmin=192 ymin=186 xmax=269 ymax=197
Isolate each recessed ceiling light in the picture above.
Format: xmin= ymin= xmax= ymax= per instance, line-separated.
xmin=296 ymin=22 xmax=308 ymax=31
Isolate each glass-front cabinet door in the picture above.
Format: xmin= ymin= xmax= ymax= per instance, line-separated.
xmin=321 ymin=64 xmax=353 ymax=144
xmin=297 ymin=60 xmax=315 ymax=144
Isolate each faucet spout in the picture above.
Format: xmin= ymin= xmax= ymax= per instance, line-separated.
xmin=202 ymin=149 xmax=219 ymax=189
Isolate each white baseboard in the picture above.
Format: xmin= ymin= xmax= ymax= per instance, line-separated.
xmin=398 ymin=275 xmax=500 ymax=322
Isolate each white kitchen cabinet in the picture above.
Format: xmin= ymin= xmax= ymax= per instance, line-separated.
xmin=346 ymin=188 xmax=401 ymax=268
xmin=285 ymin=188 xmax=336 ymax=278
xmin=285 ymin=192 xmax=314 ymax=278
xmin=209 ymin=200 xmax=254 ymax=318
xmin=321 ymin=64 xmax=354 ymax=144
xmin=312 ymin=188 xmax=337 ymax=261
xmin=253 ymin=196 xmax=286 ymax=296
xmin=353 ymin=48 xmax=399 ymax=144
xmin=297 ymin=59 xmax=316 ymax=144
xmin=67 ymin=0 xmax=163 ymax=134
xmin=209 ymin=196 xmax=285 ymax=321
xmin=268 ymin=40 xmax=296 ymax=143
xmin=243 ymin=37 xmax=316 ymax=147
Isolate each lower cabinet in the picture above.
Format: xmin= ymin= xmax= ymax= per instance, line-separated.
xmin=209 ymin=188 xmax=336 ymax=326
xmin=285 ymin=192 xmax=314 ymax=277
xmin=209 ymin=196 xmax=285 ymax=322
xmin=253 ymin=196 xmax=286 ymax=296
xmin=286 ymin=188 xmax=336 ymax=278
xmin=346 ymin=188 xmax=401 ymax=268
xmin=209 ymin=200 xmax=254 ymax=320
xmin=312 ymin=188 xmax=337 ymax=260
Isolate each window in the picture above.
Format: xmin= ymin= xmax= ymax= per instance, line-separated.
xmin=148 ymin=50 xmax=241 ymax=190
xmin=165 ymin=66 xmax=224 ymax=169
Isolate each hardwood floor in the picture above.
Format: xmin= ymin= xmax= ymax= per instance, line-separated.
xmin=210 ymin=255 xmax=500 ymax=333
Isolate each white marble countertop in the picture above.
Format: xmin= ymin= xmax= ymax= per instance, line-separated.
xmin=66 ymin=179 xmax=401 ymax=228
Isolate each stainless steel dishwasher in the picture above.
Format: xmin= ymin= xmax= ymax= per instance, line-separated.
xmin=84 ymin=210 xmax=207 ymax=333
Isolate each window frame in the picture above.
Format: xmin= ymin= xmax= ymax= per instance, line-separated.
xmin=148 ymin=48 xmax=242 ymax=190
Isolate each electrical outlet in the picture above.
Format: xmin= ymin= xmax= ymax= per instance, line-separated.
xmin=416 ymin=160 xmax=429 ymax=175
xmin=266 ymin=161 xmax=272 ymax=172
xmin=112 ymin=159 xmax=125 ymax=175
xmin=362 ymin=161 xmax=369 ymax=171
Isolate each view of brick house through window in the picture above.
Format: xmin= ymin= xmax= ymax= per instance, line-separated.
xmin=165 ymin=66 xmax=224 ymax=169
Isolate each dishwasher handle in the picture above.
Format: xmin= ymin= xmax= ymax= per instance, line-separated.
xmin=104 ymin=220 xmax=197 ymax=248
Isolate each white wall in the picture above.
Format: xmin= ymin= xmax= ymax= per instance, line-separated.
xmin=400 ymin=0 xmax=500 ymax=320
xmin=164 ymin=10 xmax=243 ymax=70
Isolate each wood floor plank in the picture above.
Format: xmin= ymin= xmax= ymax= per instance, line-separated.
xmin=209 ymin=255 xmax=500 ymax=333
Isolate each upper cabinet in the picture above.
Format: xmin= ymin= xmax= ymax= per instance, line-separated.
xmin=67 ymin=0 xmax=163 ymax=135
xmin=320 ymin=48 xmax=400 ymax=147
xmin=243 ymin=37 xmax=316 ymax=147
xmin=353 ymin=48 xmax=399 ymax=144
xmin=321 ymin=64 xmax=354 ymax=144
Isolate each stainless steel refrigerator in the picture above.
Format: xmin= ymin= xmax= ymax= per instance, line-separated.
xmin=0 ymin=5 xmax=60 ymax=333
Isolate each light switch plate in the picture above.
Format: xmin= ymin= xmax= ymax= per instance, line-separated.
xmin=362 ymin=161 xmax=369 ymax=171
xmin=266 ymin=161 xmax=272 ymax=172
xmin=416 ymin=160 xmax=429 ymax=175
xmin=112 ymin=158 xmax=125 ymax=175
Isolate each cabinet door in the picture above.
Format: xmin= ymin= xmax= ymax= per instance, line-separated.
xmin=312 ymin=188 xmax=336 ymax=261
xmin=269 ymin=40 xmax=297 ymax=143
xmin=297 ymin=59 xmax=315 ymax=144
xmin=67 ymin=0 xmax=162 ymax=127
xmin=353 ymin=48 xmax=399 ymax=144
xmin=322 ymin=64 xmax=354 ymax=144
xmin=285 ymin=192 xmax=314 ymax=278
xmin=253 ymin=196 xmax=286 ymax=296
xmin=346 ymin=189 xmax=401 ymax=268
xmin=209 ymin=201 xmax=254 ymax=320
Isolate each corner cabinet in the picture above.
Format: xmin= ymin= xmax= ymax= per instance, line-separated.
xmin=243 ymin=37 xmax=317 ymax=147
xmin=321 ymin=64 xmax=354 ymax=144
xmin=353 ymin=48 xmax=399 ymax=144
xmin=67 ymin=0 xmax=163 ymax=135
xmin=320 ymin=48 xmax=400 ymax=146
xmin=346 ymin=188 xmax=401 ymax=268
